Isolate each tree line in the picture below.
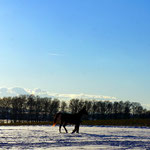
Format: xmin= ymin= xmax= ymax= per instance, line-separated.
xmin=0 ymin=95 xmax=150 ymax=123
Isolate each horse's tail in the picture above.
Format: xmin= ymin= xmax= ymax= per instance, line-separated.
xmin=52 ymin=113 xmax=61 ymax=127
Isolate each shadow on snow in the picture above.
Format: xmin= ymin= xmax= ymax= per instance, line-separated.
xmin=0 ymin=133 xmax=150 ymax=149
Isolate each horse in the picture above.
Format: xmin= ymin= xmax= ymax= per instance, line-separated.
xmin=52 ymin=107 xmax=88 ymax=133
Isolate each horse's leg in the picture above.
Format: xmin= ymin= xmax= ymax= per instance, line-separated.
xmin=76 ymin=124 xmax=80 ymax=133
xmin=59 ymin=124 xmax=62 ymax=133
xmin=72 ymin=128 xmax=76 ymax=134
xmin=63 ymin=124 xmax=68 ymax=133
xmin=72 ymin=124 xmax=78 ymax=134
xmin=72 ymin=124 xmax=80 ymax=134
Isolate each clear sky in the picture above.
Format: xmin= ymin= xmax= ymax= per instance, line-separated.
xmin=0 ymin=0 xmax=150 ymax=104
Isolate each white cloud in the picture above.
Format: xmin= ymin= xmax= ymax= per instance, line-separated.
xmin=0 ymin=87 xmax=29 ymax=97
xmin=0 ymin=87 xmax=149 ymax=110
xmin=11 ymin=87 xmax=29 ymax=95
xmin=48 ymin=52 xmax=64 ymax=56
xmin=52 ymin=93 xmax=118 ymax=101
xmin=142 ymin=104 xmax=150 ymax=110
xmin=0 ymin=87 xmax=118 ymax=102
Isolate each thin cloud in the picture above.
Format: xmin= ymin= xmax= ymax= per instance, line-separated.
xmin=48 ymin=52 xmax=64 ymax=56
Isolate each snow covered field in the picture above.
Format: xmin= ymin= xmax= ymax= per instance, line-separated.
xmin=0 ymin=125 xmax=150 ymax=150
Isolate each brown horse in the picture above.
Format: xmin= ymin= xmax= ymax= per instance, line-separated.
xmin=52 ymin=107 xmax=88 ymax=133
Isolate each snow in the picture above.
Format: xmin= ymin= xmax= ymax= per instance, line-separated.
xmin=0 ymin=125 xmax=150 ymax=149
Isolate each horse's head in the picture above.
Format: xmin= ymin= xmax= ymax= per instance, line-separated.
xmin=80 ymin=106 xmax=88 ymax=115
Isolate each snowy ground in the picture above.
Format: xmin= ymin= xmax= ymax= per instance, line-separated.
xmin=0 ymin=125 xmax=150 ymax=150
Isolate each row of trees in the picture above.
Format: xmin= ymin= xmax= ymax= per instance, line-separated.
xmin=0 ymin=95 xmax=149 ymax=123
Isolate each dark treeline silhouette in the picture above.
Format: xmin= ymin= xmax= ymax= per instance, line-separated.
xmin=0 ymin=95 xmax=150 ymax=123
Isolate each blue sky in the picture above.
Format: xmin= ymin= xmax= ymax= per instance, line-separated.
xmin=0 ymin=0 xmax=150 ymax=104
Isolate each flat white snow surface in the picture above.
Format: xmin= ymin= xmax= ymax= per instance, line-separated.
xmin=0 ymin=125 xmax=150 ymax=150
